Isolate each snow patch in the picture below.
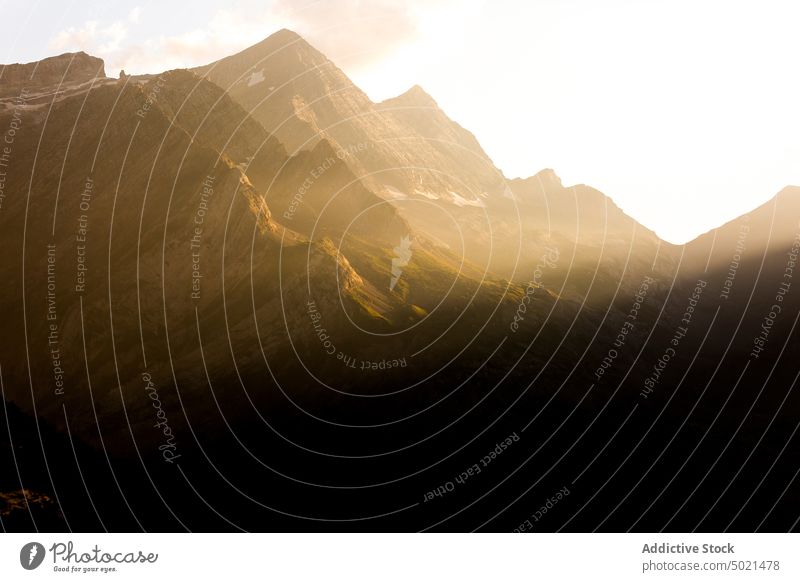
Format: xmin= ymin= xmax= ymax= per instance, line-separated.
xmin=383 ymin=186 xmax=408 ymax=200
xmin=449 ymin=191 xmax=486 ymax=208
xmin=247 ymin=70 xmax=265 ymax=87
xmin=413 ymin=189 xmax=440 ymax=200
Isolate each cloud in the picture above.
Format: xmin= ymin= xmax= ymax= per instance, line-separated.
xmin=273 ymin=0 xmax=423 ymax=69
xmin=49 ymin=19 xmax=130 ymax=61
xmin=43 ymin=0 xmax=447 ymax=76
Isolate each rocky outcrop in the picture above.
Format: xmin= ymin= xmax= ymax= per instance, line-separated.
xmin=0 ymin=52 xmax=105 ymax=97
xmin=194 ymin=30 xmax=506 ymax=201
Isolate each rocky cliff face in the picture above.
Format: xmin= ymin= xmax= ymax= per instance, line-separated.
xmin=193 ymin=30 xmax=506 ymax=203
xmin=2 ymin=33 xmax=800 ymax=533
xmin=192 ymin=30 xmax=677 ymax=288
xmin=0 ymin=52 xmax=106 ymax=97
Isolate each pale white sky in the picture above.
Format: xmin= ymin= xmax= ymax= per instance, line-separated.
xmin=3 ymin=0 xmax=798 ymax=243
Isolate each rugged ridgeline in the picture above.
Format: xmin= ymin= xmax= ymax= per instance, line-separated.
xmin=193 ymin=30 xmax=505 ymax=198
xmin=0 ymin=32 xmax=799 ymax=532
xmin=193 ymin=30 xmax=674 ymax=288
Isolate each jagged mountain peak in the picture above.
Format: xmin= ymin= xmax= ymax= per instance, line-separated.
xmin=530 ymin=168 xmax=563 ymax=190
xmin=246 ymin=28 xmax=322 ymax=60
xmin=254 ymin=27 xmax=306 ymax=47
xmin=200 ymin=27 xmax=327 ymax=76
xmin=0 ymin=50 xmax=103 ymax=72
xmin=383 ymin=84 xmax=438 ymax=107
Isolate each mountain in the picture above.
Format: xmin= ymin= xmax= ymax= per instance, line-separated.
xmin=0 ymin=32 xmax=799 ymax=533
xmin=0 ymin=59 xmax=374 ymax=449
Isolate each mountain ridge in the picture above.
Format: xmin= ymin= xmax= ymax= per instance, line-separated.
xmin=3 ymin=35 xmax=790 ymax=245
